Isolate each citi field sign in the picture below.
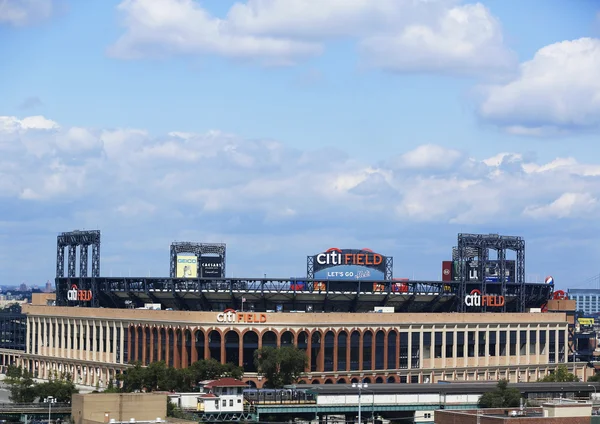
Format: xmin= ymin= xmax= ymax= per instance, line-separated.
xmin=315 ymin=248 xmax=384 ymax=268
xmin=66 ymin=284 xmax=92 ymax=302
xmin=464 ymin=289 xmax=505 ymax=307
xmin=217 ymin=308 xmax=267 ymax=324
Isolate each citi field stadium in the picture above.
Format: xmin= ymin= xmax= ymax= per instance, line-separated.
xmin=13 ymin=230 xmax=582 ymax=389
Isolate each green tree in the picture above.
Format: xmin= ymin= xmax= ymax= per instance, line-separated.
xmin=254 ymin=346 xmax=308 ymax=388
xmin=5 ymin=367 xmax=37 ymax=403
xmin=102 ymin=380 xmax=121 ymax=393
xmin=117 ymin=359 xmax=244 ymax=393
xmin=539 ymin=365 xmax=579 ymax=382
xmin=35 ymin=372 xmax=78 ymax=403
xmin=478 ymin=380 xmax=522 ymax=408
xmin=588 ymin=374 xmax=600 ymax=382
xmin=117 ymin=362 xmax=146 ymax=392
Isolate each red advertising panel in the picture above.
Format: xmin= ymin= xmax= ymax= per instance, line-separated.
xmin=442 ymin=261 xmax=452 ymax=282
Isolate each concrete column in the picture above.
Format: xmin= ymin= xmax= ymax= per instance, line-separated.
xmin=157 ymin=327 xmax=163 ymax=362
xmin=100 ymin=321 xmax=105 ymax=360
xmin=119 ymin=322 xmax=124 ymax=365
xmin=332 ymin=331 xmax=338 ymax=372
xmin=142 ymin=326 xmax=147 ymax=365
xmin=359 ymin=330 xmax=365 ymax=371
xmin=204 ymin=330 xmax=210 ymax=361
xmin=78 ymin=320 xmax=84 ymax=360
xmin=525 ymin=325 xmax=531 ymax=366
xmin=305 ymin=331 xmax=312 ymax=373
xmin=36 ymin=317 xmax=42 ymax=355
xmin=92 ymin=321 xmax=97 ymax=362
xmin=347 ymin=331 xmax=352 ymax=372
xmin=179 ymin=329 xmax=186 ymax=368
xmin=452 ymin=329 xmax=457 ymax=369
xmin=382 ymin=331 xmax=388 ymax=371
xmin=191 ymin=330 xmax=198 ymax=364
xmin=175 ymin=329 xmax=182 ymax=368
xmin=113 ymin=321 xmax=118 ymax=363
xmin=26 ymin=317 xmax=31 ymax=354
xmin=407 ymin=329 xmax=413 ymax=369
xmin=441 ymin=327 xmax=447 ymax=364
xmin=370 ymin=332 xmax=376 ymax=371
xmin=149 ymin=327 xmax=155 ymax=364
xmin=219 ymin=330 xmax=225 ymax=365
xmin=238 ymin=331 xmax=243 ymax=368
xmin=318 ymin=332 xmax=325 ymax=372
xmin=67 ymin=320 xmax=72 ymax=357
xmin=127 ymin=325 xmax=132 ymax=364
xmin=165 ymin=328 xmax=170 ymax=366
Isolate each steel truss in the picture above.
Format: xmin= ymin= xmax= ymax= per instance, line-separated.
xmin=56 ymin=230 xmax=101 ymax=280
xmin=56 ymin=276 xmax=552 ymax=313
xmin=455 ymin=233 xmax=525 ymax=313
xmin=195 ymin=412 xmax=255 ymax=422
xmin=170 ymin=242 xmax=226 ymax=278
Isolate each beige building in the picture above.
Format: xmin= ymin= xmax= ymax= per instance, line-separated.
xmin=15 ymin=298 xmax=589 ymax=388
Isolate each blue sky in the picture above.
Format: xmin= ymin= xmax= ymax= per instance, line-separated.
xmin=1 ymin=0 xmax=600 ymax=290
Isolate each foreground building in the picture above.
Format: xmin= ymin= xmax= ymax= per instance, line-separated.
xmin=15 ymin=293 xmax=586 ymax=388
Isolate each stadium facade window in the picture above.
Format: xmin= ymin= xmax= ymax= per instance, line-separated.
xmin=467 ymin=331 xmax=475 ymax=357
xmin=411 ymin=332 xmax=420 ymax=368
xmin=375 ymin=331 xmax=385 ymax=369
xmin=509 ymin=331 xmax=517 ymax=356
xmin=387 ymin=331 xmax=397 ymax=370
xmin=539 ymin=330 xmax=546 ymax=355
xmin=399 ymin=332 xmax=409 ymax=369
xmin=548 ymin=330 xmax=556 ymax=363
xmin=423 ymin=332 xmax=431 ymax=359
xmin=529 ymin=330 xmax=537 ymax=355
xmin=338 ymin=331 xmax=347 ymax=371
xmin=489 ymin=331 xmax=496 ymax=357
xmin=324 ymin=331 xmax=335 ymax=372
xmin=445 ymin=332 xmax=454 ymax=359
xmin=434 ymin=332 xmax=443 ymax=359
xmin=456 ymin=332 xmax=464 ymax=358
xmin=310 ymin=332 xmax=321 ymax=372
xmin=519 ymin=330 xmax=527 ymax=355
xmin=243 ymin=331 xmax=258 ymax=372
xmin=363 ymin=331 xmax=373 ymax=370
xmin=350 ymin=331 xmax=360 ymax=371
xmin=478 ymin=331 xmax=486 ymax=357
xmin=499 ymin=331 xmax=507 ymax=356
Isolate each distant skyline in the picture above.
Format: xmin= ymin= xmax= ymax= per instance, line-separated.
xmin=1 ymin=0 xmax=600 ymax=291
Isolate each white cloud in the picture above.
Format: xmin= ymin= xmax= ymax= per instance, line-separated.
xmin=0 ymin=0 xmax=54 ymax=26
xmin=2 ymin=115 xmax=600 ymax=229
xmin=108 ymin=0 xmax=321 ymax=64
xmin=524 ymin=193 xmax=598 ymax=219
xmin=109 ymin=0 xmax=513 ymax=75
xmin=394 ymin=144 xmax=463 ymax=170
xmin=359 ymin=3 xmax=515 ymax=75
xmin=479 ymin=38 xmax=600 ymax=134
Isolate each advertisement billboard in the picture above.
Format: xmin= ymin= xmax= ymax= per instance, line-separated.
xmin=200 ymin=256 xmax=223 ymax=278
xmin=452 ymin=260 xmax=516 ymax=282
xmin=176 ymin=255 xmax=198 ymax=278
xmin=442 ymin=261 xmax=452 ymax=282
xmin=311 ymin=248 xmax=387 ymax=280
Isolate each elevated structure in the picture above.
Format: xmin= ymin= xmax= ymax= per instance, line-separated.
xmin=56 ymin=230 xmax=101 ymax=278
xmin=453 ymin=233 xmax=525 ymax=313
xmin=54 ymin=277 xmax=552 ymax=312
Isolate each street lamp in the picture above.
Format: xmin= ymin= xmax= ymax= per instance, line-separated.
xmin=45 ymin=396 xmax=57 ymax=424
xmin=588 ymin=385 xmax=597 ymax=401
xmin=352 ymin=382 xmax=368 ymax=424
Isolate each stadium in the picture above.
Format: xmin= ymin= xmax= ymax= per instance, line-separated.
xmin=12 ymin=230 xmax=588 ymax=388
